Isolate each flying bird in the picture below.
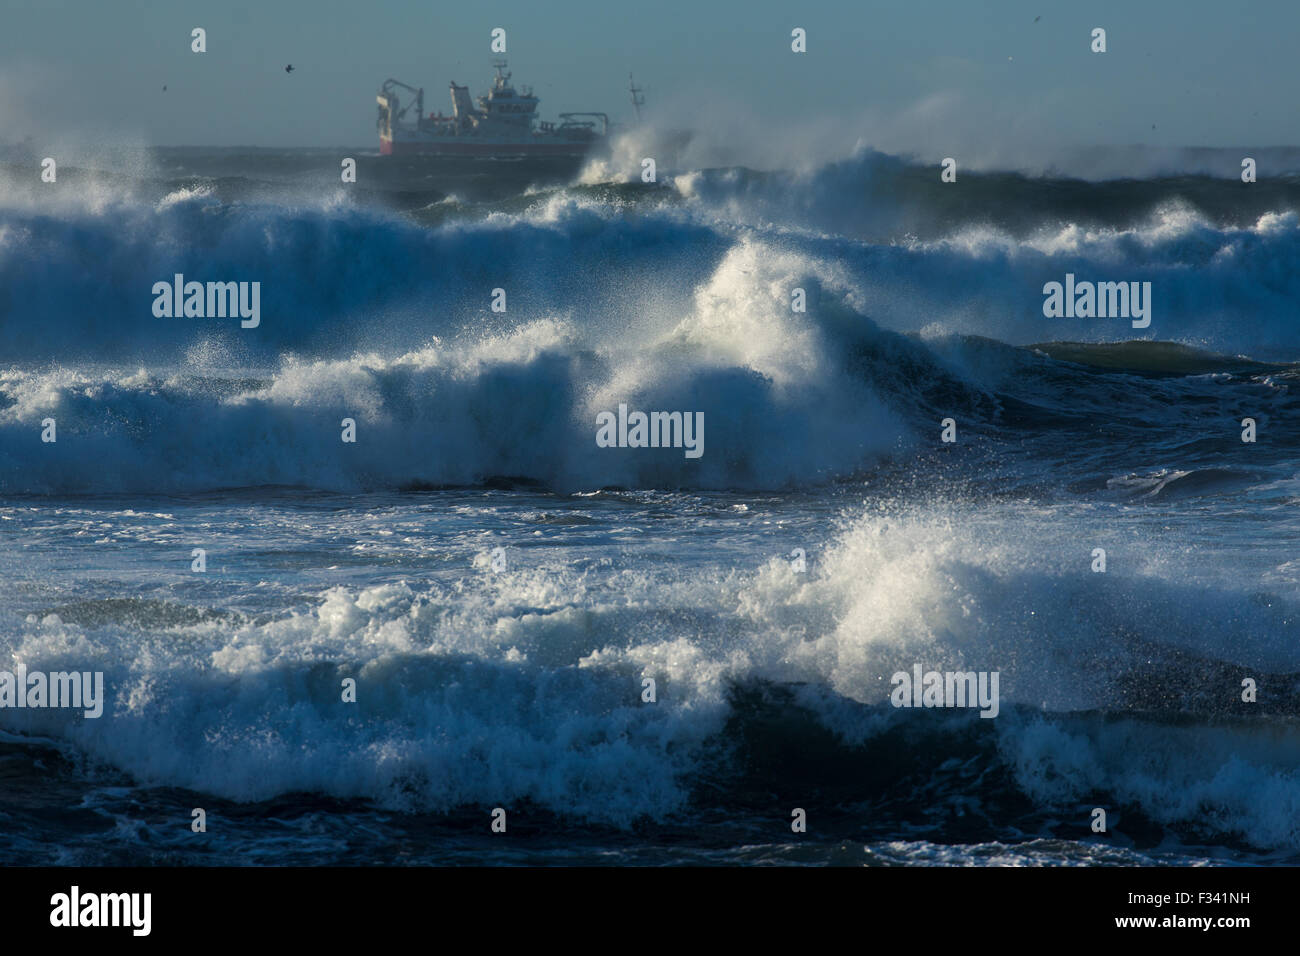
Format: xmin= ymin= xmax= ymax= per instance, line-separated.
xmin=285 ymin=64 xmax=295 ymax=73
xmin=1034 ymin=15 xmax=1041 ymax=22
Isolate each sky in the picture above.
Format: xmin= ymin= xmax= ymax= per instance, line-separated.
xmin=1 ymin=0 xmax=1297 ymax=157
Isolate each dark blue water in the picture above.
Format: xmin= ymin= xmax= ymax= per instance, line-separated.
xmin=1 ymin=147 xmax=1298 ymax=864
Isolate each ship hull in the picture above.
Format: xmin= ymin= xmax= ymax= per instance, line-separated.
xmin=361 ymin=149 xmax=594 ymax=200
xmin=379 ymin=135 xmax=596 ymax=159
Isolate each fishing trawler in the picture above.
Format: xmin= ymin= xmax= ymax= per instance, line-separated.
xmin=376 ymin=61 xmax=608 ymax=161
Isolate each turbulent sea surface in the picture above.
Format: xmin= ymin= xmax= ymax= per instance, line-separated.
xmin=0 ymin=144 xmax=1298 ymax=865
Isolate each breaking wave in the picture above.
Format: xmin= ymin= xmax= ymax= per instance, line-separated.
xmin=4 ymin=149 xmax=1300 ymax=365
xmin=4 ymin=503 xmax=1297 ymax=850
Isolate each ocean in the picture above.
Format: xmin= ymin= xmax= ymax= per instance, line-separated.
xmin=1 ymin=144 xmax=1298 ymax=866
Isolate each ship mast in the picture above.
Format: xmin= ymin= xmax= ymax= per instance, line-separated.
xmin=628 ymin=73 xmax=645 ymax=123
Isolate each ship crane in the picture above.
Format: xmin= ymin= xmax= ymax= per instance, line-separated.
xmin=558 ymin=113 xmax=610 ymax=136
xmin=379 ymin=78 xmax=424 ymax=122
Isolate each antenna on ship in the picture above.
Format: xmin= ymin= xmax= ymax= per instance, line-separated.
xmin=628 ymin=73 xmax=645 ymax=123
